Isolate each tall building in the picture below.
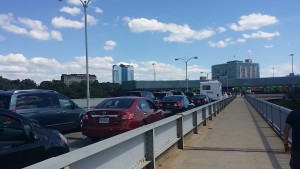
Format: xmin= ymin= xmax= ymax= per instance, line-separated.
xmin=112 ymin=64 xmax=134 ymax=84
xmin=61 ymin=74 xmax=96 ymax=86
xmin=212 ymin=59 xmax=260 ymax=80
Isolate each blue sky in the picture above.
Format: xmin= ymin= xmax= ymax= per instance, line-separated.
xmin=0 ymin=0 xmax=299 ymax=84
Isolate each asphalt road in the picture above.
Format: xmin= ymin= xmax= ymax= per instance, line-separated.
xmin=64 ymin=132 xmax=95 ymax=151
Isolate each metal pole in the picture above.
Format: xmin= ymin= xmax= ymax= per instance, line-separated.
xmin=185 ymin=61 xmax=188 ymax=92
xmin=82 ymin=0 xmax=90 ymax=110
xmin=290 ymin=54 xmax=294 ymax=74
xmin=152 ymin=63 xmax=156 ymax=92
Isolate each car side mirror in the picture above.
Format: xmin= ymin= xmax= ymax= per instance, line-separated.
xmin=23 ymin=124 xmax=38 ymax=141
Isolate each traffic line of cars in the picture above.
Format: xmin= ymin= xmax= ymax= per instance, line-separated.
xmin=0 ymin=89 xmax=211 ymax=168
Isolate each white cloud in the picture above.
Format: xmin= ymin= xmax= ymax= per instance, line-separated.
xmin=217 ymin=27 xmax=227 ymax=33
xmin=243 ymin=31 xmax=280 ymax=39
xmin=94 ymin=7 xmax=103 ymax=13
xmin=104 ymin=40 xmax=117 ymax=50
xmin=52 ymin=16 xmax=84 ymax=29
xmin=264 ymin=45 xmax=274 ymax=48
xmin=83 ymin=15 xmax=98 ymax=25
xmin=0 ymin=13 xmax=62 ymax=41
xmin=208 ymin=38 xmax=243 ymax=48
xmin=230 ymin=13 xmax=279 ymax=31
xmin=59 ymin=7 xmax=81 ymax=16
xmin=67 ymin=0 xmax=82 ymax=6
xmin=261 ymin=64 xmax=297 ymax=77
xmin=124 ymin=17 xmax=215 ymax=43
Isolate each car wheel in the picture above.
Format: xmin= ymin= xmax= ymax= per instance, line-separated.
xmin=78 ymin=115 xmax=84 ymax=131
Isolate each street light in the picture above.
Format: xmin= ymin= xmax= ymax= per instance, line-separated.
xmin=175 ymin=56 xmax=198 ymax=92
xmin=200 ymin=72 xmax=211 ymax=80
xmin=58 ymin=0 xmax=91 ymax=110
xmin=152 ymin=63 xmax=156 ymax=92
xmin=290 ymin=54 xmax=294 ymax=75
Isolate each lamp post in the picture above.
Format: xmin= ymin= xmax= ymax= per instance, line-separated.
xmin=175 ymin=56 xmax=198 ymax=92
xmin=200 ymin=72 xmax=211 ymax=80
xmin=290 ymin=54 xmax=294 ymax=75
xmin=152 ymin=63 xmax=156 ymax=92
xmin=58 ymin=0 xmax=91 ymax=110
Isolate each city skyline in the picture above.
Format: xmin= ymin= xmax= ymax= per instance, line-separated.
xmin=0 ymin=0 xmax=299 ymax=84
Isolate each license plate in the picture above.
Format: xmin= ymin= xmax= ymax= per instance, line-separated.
xmin=99 ymin=118 xmax=109 ymax=123
xmin=165 ymin=110 xmax=171 ymax=114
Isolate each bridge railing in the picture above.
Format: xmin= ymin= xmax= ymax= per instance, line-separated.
xmin=244 ymin=95 xmax=292 ymax=142
xmin=25 ymin=96 xmax=235 ymax=169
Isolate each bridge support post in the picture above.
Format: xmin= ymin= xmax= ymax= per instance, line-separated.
xmin=145 ymin=129 xmax=155 ymax=169
xmin=202 ymin=108 xmax=206 ymax=126
xmin=193 ymin=111 xmax=198 ymax=134
xmin=177 ymin=116 xmax=184 ymax=149
xmin=209 ymin=105 xmax=213 ymax=120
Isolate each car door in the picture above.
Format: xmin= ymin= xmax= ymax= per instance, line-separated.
xmin=0 ymin=113 xmax=44 ymax=169
xmin=37 ymin=93 xmax=64 ymax=130
xmin=146 ymin=100 xmax=163 ymax=121
xmin=56 ymin=94 xmax=82 ymax=131
xmin=137 ymin=99 xmax=156 ymax=124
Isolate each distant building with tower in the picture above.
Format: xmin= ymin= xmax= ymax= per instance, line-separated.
xmin=61 ymin=74 xmax=97 ymax=86
xmin=112 ymin=64 xmax=134 ymax=84
xmin=212 ymin=59 xmax=260 ymax=80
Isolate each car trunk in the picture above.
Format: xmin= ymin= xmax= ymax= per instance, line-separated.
xmin=86 ymin=109 xmax=127 ymax=126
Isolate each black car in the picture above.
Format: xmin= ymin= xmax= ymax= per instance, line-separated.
xmin=0 ymin=89 xmax=86 ymax=132
xmin=125 ymin=91 xmax=155 ymax=102
xmin=191 ymin=94 xmax=210 ymax=106
xmin=0 ymin=108 xmax=69 ymax=169
xmin=158 ymin=95 xmax=194 ymax=116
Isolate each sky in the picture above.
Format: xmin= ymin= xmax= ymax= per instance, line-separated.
xmin=0 ymin=0 xmax=299 ymax=85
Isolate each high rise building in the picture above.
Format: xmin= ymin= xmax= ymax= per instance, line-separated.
xmin=112 ymin=64 xmax=134 ymax=84
xmin=61 ymin=74 xmax=96 ymax=86
xmin=212 ymin=59 xmax=260 ymax=80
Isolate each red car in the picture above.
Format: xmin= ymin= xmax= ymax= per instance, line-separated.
xmin=82 ymin=97 xmax=165 ymax=141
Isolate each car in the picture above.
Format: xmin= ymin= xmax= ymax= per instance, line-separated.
xmin=157 ymin=95 xmax=195 ymax=116
xmin=191 ymin=94 xmax=210 ymax=106
xmin=184 ymin=92 xmax=195 ymax=103
xmin=0 ymin=89 xmax=86 ymax=132
xmin=154 ymin=91 xmax=174 ymax=101
xmin=81 ymin=96 xmax=165 ymax=141
xmin=124 ymin=91 xmax=155 ymax=102
xmin=0 ymin=108 xmax=69 ymax=169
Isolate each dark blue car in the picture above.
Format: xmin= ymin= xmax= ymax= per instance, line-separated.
xmin=0 ymin=108 xmax=69 ymax=169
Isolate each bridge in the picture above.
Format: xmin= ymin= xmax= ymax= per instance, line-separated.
xmin=26 ymin=95 xmax=291 ymax=169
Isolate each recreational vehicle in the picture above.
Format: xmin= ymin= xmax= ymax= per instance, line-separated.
xmin=200 ymin=80 xmax=222 ymax=101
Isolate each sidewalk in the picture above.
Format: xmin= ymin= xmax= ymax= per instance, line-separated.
xmin=157 ymin=96 xmax=290 ymax=169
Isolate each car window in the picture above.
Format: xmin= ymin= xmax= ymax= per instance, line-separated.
xmin=0 ymin=114 xmax=25 ymax=142
xmin=0 ymin=95 xmax=11 ymax=109
xmin=147 ymin=100 xmax=156 ymax=109
xmin=15 ymin=94 xmax=40 ymax=110
xmin=137 ymin=99 xmax=150 ymax=110
xmin=57 ymin=95 xmax=73 ymax=109
xmin=96 ymin=99 xmax=134 ymax=109
xmin=38 ymin=94 xmax=60 ymax=108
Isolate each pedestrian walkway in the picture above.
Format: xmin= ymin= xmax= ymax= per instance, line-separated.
xmin=157 ymin=96 xmax=290 ymax=169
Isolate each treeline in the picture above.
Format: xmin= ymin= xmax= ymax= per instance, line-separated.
xmin=0 ymin=76 xmax=121 ymax=99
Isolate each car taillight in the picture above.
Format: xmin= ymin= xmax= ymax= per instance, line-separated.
xmin=157 ymin=102 xmax=162 ymax=107
xmin=11 ymin=109 xmax=16 ymax=113
xmin=174 ymin=102 xmax=183 ymax=107
xmin=122 ymin=113 xmax=134 ymax=120
xmin=82 ymin=114 xmax=89 ymax=120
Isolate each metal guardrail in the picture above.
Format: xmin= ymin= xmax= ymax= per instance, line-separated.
xmin=25 ymin=96 xmax=235 ymax=169
xmin=244 ymin=95 xmax=292 ymax=142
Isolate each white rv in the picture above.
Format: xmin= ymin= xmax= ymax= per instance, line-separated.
xmin=200 ymin=80 xmax=222 ymax=101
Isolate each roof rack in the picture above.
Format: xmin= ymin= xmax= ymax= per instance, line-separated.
xmin=13 ymin=89 xmax=58 ymax=94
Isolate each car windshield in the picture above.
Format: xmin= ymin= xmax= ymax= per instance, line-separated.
xmin=125 ymin=92 xmax=141 ymax=97
xmin=194 ymin=95 xmax=206 ymax=99
xmin=162 ymin=96 xmax=183 ymax=102
xmin=95 ymin=98 xmax=134 ymax=109
xmin=0 ymin=95 xmax=11 ymax=109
